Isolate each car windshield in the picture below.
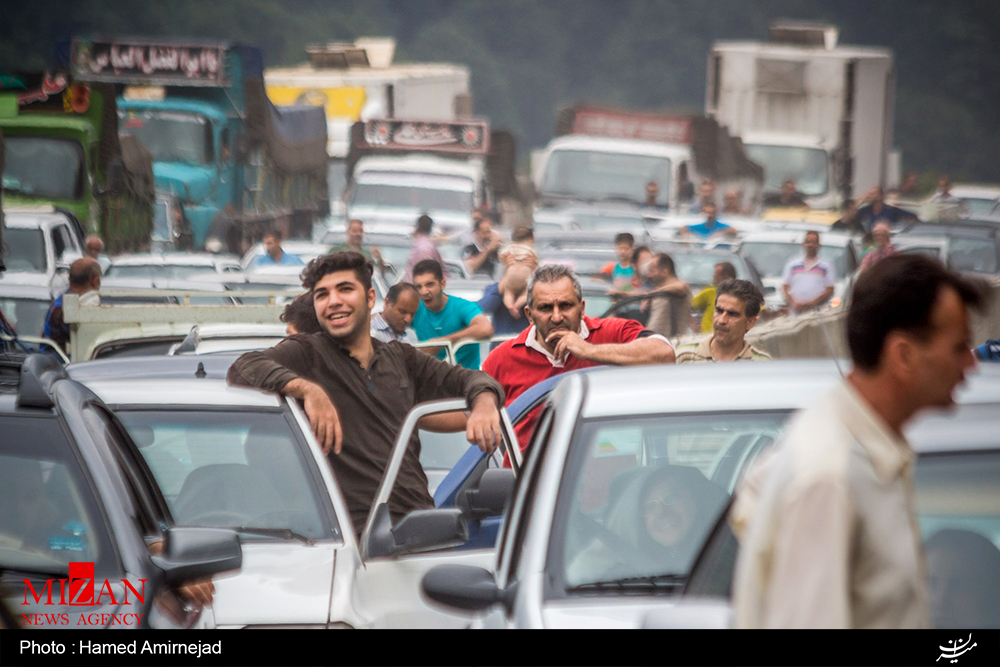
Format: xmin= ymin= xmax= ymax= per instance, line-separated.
xmin=104 ymin=264 xmax=214 ymax=280
xmin=947 ymin=238 xmax=997 ymax=274
xmin=2 ymin=137 xmax=85 ymax=201
xmin=744 ymin=144 xmax=829 ymax=197
xmin=0 ymin=297 xmax=50 ymax=337
xmin=958 ymin=198 xmax=999 ymax=217
xmin=351 ymin=173 xmax=474 ymax=213
xmin=558 ymin=412 xmax=787 ymax=593
xmin=115 ymin=409 xmax=337 ymax=540
xmin=740 ymin=241 xmax=850 ymax=279
xmin=539 ymin=150 xmax=671 ymax=206
xmin=1 ymin=417 xmax=115 ymax=578
xmin=119 ymin=109 xmax=213 ymax=164
xmin=2 ymin=228 xmax=46 ymax=272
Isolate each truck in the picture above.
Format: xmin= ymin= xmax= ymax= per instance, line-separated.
xmin=70 ymin=37 xmax=329 ymax=252
xmin=0 ymin=70 xmax=154 ymax=253
xmin=531 ymin=105 xmax=763 ymax=222
xmin=263 ymin=38 xmax=472 ymax=218
xmin=706 ymin=21 xmax=898 ymax=210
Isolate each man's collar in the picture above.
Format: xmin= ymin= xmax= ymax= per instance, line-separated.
xmin=833 ymin=379 xmax=914 ymax=482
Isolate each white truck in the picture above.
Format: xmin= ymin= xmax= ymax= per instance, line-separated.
xmin=263 ymin=39 xmax=472 ymax=216
xmin=344 ymin=117 xmax=522 ymax=234
xmin=706 ymin=21 xmax=898 ymax=210
xmin=531 ymin=105 xmax=763 ymax=223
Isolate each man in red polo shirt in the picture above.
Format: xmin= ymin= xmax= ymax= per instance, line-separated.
xmin=482 ymin=264 xmax=676 ymax=454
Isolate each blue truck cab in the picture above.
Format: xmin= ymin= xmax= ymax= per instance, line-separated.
xmin=72 ymin=38 xmax=327 ymax=252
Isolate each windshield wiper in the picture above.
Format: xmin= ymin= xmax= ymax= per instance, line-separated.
xmin=232 ymin=527 xmax=315 ymax=546
xmin=568 ymin=574 xmax=686 ymax=595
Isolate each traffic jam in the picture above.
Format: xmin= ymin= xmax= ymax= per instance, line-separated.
xmin=2 ymin=18 xmax=1000 ymax=640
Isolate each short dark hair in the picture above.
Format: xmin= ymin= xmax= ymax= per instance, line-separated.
xmin=654 ymin=253 xmax=675 ymax=276
xmin=512 ymin=226 xmax=534 ymax=243
xmin=280 ymin=292 xmax=322 ymax=334
xmin=301 ymin=251 xmax=373 ymax=293
xmin=473 ymin=217 xmax=489 ymax=232
xmin=416 ymin=214 xmax=434 ymax=234
xmin=386 ymin=282 xmax=418 ymax=305
xmin=716 ymin=278 xmax=764 ymax=318
xmin=614 ymin=233 xmax=635 ymax=246
xmin=804 ymin=230 xmax=820 ymax=243
xmin=69 ymin=258 xmax=101 ymax=288
xmin=412 ymin=258 xmax=444 ymax=282
xmin=716 ymin=261 xmax=737 ymax=281
xmin=263 ymin=227 xmax=282 ymax=241
xmin=631 ymin=246 xmax=651 ymax=266
xmin=848 ymin=254 xmax=985 ymax=371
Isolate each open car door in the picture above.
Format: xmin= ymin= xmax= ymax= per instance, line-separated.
xmin=354 ymin=398 xmax=519 ymax=628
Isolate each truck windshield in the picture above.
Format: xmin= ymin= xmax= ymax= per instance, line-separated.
xmin=119 ymin=109 xmax=213 ymax=165
xmin=351 ymin=172 xmax=474 ymax=213
xmin=744 ymin=144 xmax=829 ymax=197
xmin=2 ymin=137 xmax=85 ymax=201
xmin=539 ymin=150 xmax=672 ymax=205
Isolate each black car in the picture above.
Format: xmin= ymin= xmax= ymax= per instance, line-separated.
xmin=0 ymin=353 xmax=241 ymax=629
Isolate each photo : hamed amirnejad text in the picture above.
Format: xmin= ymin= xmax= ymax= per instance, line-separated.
xmin=19 ymin=639 xmax=223 ymax=658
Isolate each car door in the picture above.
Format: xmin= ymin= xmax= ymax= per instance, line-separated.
xmin=353 ymin=398 xmax=519 ymax=628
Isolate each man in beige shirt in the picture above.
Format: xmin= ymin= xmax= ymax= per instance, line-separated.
xmin=675 ymin=279 xmax=770 ymax=363
xmin=732 ymin=254 xmax=984 ymax=628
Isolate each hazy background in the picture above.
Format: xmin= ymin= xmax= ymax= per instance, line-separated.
xmin=3 ymin=0 xmax=998 ymax=180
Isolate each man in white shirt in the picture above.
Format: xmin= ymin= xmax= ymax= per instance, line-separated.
xmin=781 ymin=231 xmax=835 ymax=314
xmin=732 ymin=253 xmax=985 ymax=629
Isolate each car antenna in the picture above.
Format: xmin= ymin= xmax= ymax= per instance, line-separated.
xmin=195 ymin=362 xmax=207 ymax=379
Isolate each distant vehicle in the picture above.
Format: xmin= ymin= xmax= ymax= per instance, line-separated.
xmin=1 ymin=353 xmax=242 ymax=629
xmin=240 ymin=240 xmax=331 ymax=272
xmin=0 ymin=282 xmax=55 ymax=339
xmin=422 ymin=361 xmax=1000 ymax=629
xmin=0 ymin=71 xmax=154 ymax=253
xmin=736 ymin=229 xmax=859 ymax=310
xmin=72 ymin=37 xmax=328 ymax=250
xmin=0 ymin=207 xmax=84 ymax=294
xmin=104 ymin=252 xmax=242 ymax=281
xmin=167 ymin=323 xmax=287 ymax=356
xmin=707 ymin=22 xmax=898 ymax=209
xmin=950 ymin=185 xmax=1000 ymax=219
xmin=895 ymin=221 xmax=1000 ymax=276
xmin=321 ymin=225 xmax=468 ymax=283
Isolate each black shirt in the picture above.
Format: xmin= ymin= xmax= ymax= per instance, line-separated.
xmin=227 ymin=334 xmax=504 ymax=534
xmin=462 ymin=241 xmax=499 ymax=277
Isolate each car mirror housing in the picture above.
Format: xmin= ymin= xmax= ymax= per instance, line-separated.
xmin=421 ymin=564 xmax=506 ymax=613
xmin=365 ymin=504 xmax=468 ymax=559
xmin=150 ymin=526 xmax=243 ymax=587
xmin=458 ymin=468 xmax=515 ymax=520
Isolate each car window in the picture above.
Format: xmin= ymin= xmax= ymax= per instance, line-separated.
xmin=553 ymin=412 xmax=788 ymax=596
xmin=0 ymin=416 xmax=117 ymax=579
xmin=114 ymin=409 xmax=339 ymax=541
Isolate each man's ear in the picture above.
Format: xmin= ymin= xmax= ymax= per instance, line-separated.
xmin=524 ymin=304 xmax=535 ymax=325
xmin=367 ymin=288 xmax=376 ymax=311
xmin=745 ymin=314 xmax=759 ymax=332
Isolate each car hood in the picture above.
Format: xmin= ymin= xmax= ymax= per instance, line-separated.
xmin=210 ymin=542 xmax=336 ymax=627
xmin=153 ymin=163 xmax=216 ymax=204
xmin=541 ymin=597 xmax=684 ymax=629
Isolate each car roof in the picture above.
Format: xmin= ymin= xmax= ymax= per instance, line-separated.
xmin=543 ymin=135 xmax=691 ymax=160
xmin=0 ymin=281 xmax=53 ymax=299
xmin=739 ymin=230 xmax=854 ymax=245
xmin=109 ymin=252 xmax=237 ymax=267
xmin=67 ymin=354 xmax=240 ymax=382
xmin=570 ymin=362 xmax=1000 ymax=454
xmin=2 ymin=210 xmax=73 ymax=230
xmin=83 ymin=376 xmax=285 ymax=409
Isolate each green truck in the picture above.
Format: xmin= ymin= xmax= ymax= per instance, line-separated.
xmin=0 ymin=71 xmax=154 ymax=253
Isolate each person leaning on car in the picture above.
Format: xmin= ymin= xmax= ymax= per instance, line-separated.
xmin=227 ymin=252 xmax=504 ymax=535
xmin=731 ymin=254 xmax=985 ymax=628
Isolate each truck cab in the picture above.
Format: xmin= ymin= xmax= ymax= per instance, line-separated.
xmin=118 ymin=97 xmax=240 ymax=248
xmin=740 ymin=131 xmax=837 ymax=210
xmin=347 ymin=153 xmax=485 ymax=234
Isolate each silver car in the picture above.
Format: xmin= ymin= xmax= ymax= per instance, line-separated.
xmin=422 ymin=361 xmax=1000 ymax=629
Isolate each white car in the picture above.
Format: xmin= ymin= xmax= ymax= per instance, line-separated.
xmin=0 ymin=207 xmax=84 ymax=294
xmin=422 ymin=361 xmax=1000 ymax=630
xmin=74 ymin=361 xmax=520 ymax=628
xmin=950 ymin=184 xmax=1000 ymax=218
xmin=104 ymin=252 xmax=243 ymax=281
xmin=736 ymin=229 xmax=859 ymax=310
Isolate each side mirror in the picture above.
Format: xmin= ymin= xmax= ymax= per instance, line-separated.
xmin=150 ymin=527 xmax=242 ymax=587
xmin=457 ymin=468 xmax=514 ymax=520
xmin=422 ymin=564 xmax=506 ymax=613
xmin=365 ymin=503 xmax=468 ymax=560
